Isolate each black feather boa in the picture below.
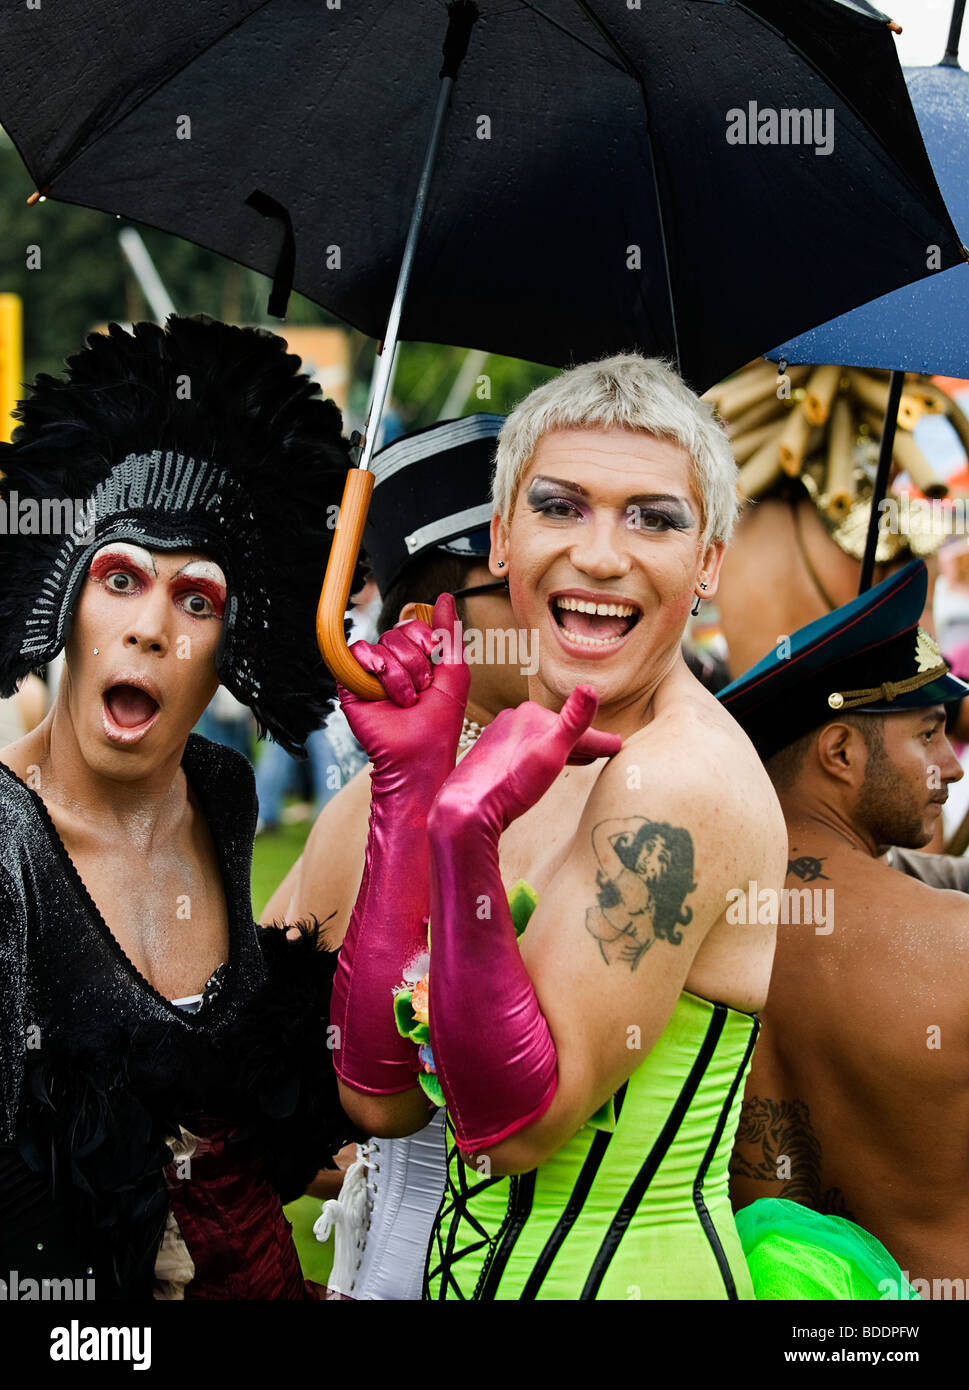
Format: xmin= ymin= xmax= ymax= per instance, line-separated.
xmin=16 ymin=921 xmax=360 ymax=1298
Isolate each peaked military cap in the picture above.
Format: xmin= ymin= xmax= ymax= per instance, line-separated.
xmin=718 ymin=559 xmax=969 ymax=761
xmin=364 ymin=415 xmax=504 ymax=594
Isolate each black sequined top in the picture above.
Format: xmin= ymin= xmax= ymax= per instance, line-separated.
xmin=0 ymin=735 xmax=350 ymax=1298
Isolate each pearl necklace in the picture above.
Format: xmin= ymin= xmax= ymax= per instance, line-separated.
xmin=458 ymin=716 xmax=483 ymax=753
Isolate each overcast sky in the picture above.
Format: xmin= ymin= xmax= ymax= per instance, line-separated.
xmin=889 ymin=0 xmax=965 ymax=67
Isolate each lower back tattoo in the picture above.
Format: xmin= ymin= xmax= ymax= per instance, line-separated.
xmin=585 ymin=817 xmax=696 ymax=971
xmin=731 ymin=1095 xmax=853 ymax=1217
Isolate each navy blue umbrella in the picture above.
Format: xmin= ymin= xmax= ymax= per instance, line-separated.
xmin=769 ymin=63 xmax=969 ymax=377
xmin=768 ymin=3 xmax=969 ymax=593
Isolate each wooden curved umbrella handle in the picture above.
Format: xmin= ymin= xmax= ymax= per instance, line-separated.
xmin=317 ymin=468 xmax=384 ymax=699
xmin=316 ymin=468 xmax=435 ymax=698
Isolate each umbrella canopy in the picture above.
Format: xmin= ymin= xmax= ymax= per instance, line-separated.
xmin=0 ymin=0 xmax=964 ymax=392
xmin=769 ymin=63 xmax=969 ymax=375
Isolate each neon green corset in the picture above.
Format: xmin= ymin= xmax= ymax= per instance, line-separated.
xmin=424 ymin=889 xmax=759 ymax=1301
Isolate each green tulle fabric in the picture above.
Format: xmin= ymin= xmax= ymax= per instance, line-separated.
xmin=736 ymin=1198 xmax=921 ymax=1300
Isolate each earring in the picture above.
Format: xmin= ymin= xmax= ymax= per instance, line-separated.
xmin=497 ymin=560 xmax=505 ymax=568
xmin=700 ymin=581 xmax=708 ymax=590
xmin=690 ymin=595 xmax=701 ymax=616
xmin=93 ymin=647 xmax=99 ymax=655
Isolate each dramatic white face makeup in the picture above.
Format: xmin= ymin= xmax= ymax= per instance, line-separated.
xmin=94 ymin=540 xmax=155 ymax=580
xmin=86 ymin=544 xmax=227 ymax=621
xmin=62 ymin=544 xmax=227 ymax=776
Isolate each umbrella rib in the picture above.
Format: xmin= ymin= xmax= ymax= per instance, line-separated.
xmin=568 ymin=0 xmax=682 ymax=375
xmin=733 ymin=1 xmax=945 ymax=210
xmin=514 ymin=1 xmax=628 ymax=73
xmin=34 ymin=0 xmax=281 ymax=189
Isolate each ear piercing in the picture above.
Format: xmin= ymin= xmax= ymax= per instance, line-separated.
xmin=686 ymin=581 xmax=711 ymax=614
xmin=497 ymin=560 xmax=506 ymax=568
xmin=93 ymin=648 xmax=99 ymax=655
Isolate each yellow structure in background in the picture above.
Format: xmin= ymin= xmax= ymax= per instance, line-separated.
xmin=278 ymin=326 xmax=350 ymax=414
xmin=0 ymin=294 xmax=24 ymax=444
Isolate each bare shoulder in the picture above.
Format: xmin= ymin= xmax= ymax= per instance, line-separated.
xmin=284 ymin=763 xmax=374 ymax=940
xmin=520 ymin=688 xmax=780 ymax=1014
xmin=831 ymin=846 xmax=966 ymax=904
xmin=627 ymin=683 xmax=767 ymax=768
xmin=589 ymin=691 xmax=785 ymax=857
xmin=304 ymin=762 xmax=373 ymax=857
xmin=877 ymin=856 xmax=969 ymax=924
xmin=0 ymin=730 xmax=40 ymax=783
xmin=786 ymin=847 xmax=969 ymax=970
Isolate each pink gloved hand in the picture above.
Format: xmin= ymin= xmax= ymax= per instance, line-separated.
xmin=340 ymin=592 xmax=469 ymax=799
xmin=427 ymin=686 xmax=622 ymax=1151
xmin=330 ymin=593 xmax=470 ymax=1095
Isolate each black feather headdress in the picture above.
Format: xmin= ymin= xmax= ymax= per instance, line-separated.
xmin=0 ymin=316 xmax=355 ymax=751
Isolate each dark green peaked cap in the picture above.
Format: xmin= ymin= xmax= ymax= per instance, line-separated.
xmin=717 ymin=560 xmax=968 ymax=760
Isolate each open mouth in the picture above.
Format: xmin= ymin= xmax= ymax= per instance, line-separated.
xmin=551 ymin=595 xmax=641 ymax=649
xmin=102 ymin=683 xmax=161 ymax=739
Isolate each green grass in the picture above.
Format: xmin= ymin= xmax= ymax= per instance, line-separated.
xmin=251 ymin=819 xmax=311 ymax=920
xmin=285 ymin=1195 xmax=335 ymax=1287
xmin=251 ymin=811 xmax=337 ymax=1285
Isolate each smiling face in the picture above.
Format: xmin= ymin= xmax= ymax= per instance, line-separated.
xmin=490 ymin=427 xmax=723 ymax=714
xmin=61 ymin=542 xmax=227 ymax=778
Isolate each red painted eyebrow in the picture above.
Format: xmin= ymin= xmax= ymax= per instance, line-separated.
xmin=171 ymin=574 xmax=226 ymax=616
xmin=88 ymin=551 xmax=153 ymax=580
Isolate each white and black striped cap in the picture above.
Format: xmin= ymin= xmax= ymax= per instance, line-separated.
xmin=364 ymin=414 xmax=504 ymax=593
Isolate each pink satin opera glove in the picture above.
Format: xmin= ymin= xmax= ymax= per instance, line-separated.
xmin=427 ymin=685 xmax=622 ymax=1152
xmin=330 ymin=592 xmax=470 ymax=1095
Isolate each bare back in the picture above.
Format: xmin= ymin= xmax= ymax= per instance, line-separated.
xmin=730 ymin=837 xmax=969 ymax=1281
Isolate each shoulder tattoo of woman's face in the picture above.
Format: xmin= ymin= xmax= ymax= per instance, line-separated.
xmin=584 ymin=816 xmax=697 ymax=971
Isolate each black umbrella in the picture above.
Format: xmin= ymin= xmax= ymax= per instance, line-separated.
xmin=0 ymin=0 xmax=964 ymax=691
xmin=2 ymin=0 xmax=962 ymax=388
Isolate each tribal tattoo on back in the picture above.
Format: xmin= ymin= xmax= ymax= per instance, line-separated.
xmin=585 ymin=817 xmax=697 ymax=971
xmin=787 ymin=852 xmax=830 ymax=883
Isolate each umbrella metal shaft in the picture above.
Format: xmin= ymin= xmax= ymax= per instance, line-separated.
xmin=358 ymin=75 xmax=456 ymax=473
xmin=318 ymin=1 xmax=478 ymax=696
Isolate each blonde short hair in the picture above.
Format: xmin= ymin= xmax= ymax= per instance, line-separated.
xmin=492 ymin=355 xmax=738 ymax=546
